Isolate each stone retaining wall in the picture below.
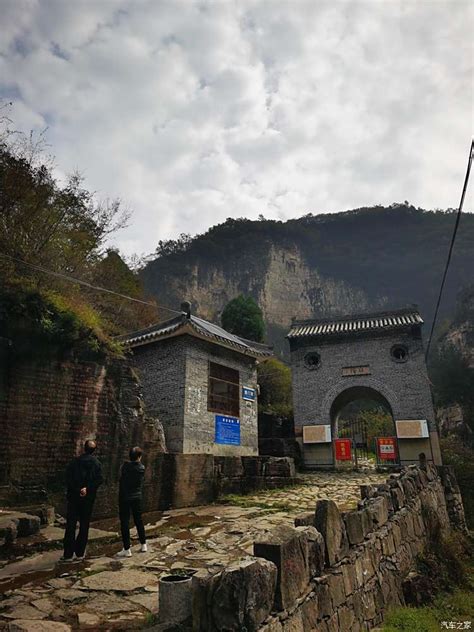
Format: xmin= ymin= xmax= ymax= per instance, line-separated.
xmin=160 ymin=454 xmax=298 ymax=509
xmin=192 ymin=464 xmax=467 ymax=631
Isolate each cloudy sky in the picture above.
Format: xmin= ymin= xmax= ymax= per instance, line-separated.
xmin=1 ymin=0 xmax=472 ymax=256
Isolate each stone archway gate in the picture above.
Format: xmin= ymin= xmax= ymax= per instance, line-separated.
xmin=287 ymin=308 xmax=442 ymax=469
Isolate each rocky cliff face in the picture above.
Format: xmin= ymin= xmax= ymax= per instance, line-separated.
xmin=145 ymin=243 xmax=386 ymax=328
xmin=445 ymin=286 xmax=474 ymax=367
xmin=141 ymin=206 xmax=474 ymax=351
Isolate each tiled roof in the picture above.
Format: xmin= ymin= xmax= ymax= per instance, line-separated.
xmin=120 ymin=314 xmax=273 ymax=358
xmin=287 ymin=308 xmax=423 ymax=339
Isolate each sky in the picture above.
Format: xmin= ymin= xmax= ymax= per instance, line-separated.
xmin=1 ymin=0 xmax=472 ymax=257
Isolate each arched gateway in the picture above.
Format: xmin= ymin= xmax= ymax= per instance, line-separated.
xmin=287 ymin=308 xmax=442 ymax=468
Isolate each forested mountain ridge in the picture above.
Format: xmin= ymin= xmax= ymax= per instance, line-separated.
xmin=141 ymin=204 xmax=474 ymax=354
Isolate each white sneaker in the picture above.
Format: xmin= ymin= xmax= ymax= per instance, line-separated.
xmin=116 ymin=548 xmax=132 ymax=558
xmin=140 ymin=543 xmax=148 ymax=553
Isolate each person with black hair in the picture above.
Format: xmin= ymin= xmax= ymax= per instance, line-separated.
xmin=116 ymin=446 xmax=147 ymax=557
xmin=61 ymin=439 xmax=103 ymax=562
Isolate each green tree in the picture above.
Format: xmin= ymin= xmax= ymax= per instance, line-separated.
xmin=257 ymin=358 xmax=293 ymax=417
xmin=221 ymin=295 xmax=265 ymax=342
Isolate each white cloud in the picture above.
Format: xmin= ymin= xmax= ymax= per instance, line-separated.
xmin=1 ymin=0 xmax=472 ymax=256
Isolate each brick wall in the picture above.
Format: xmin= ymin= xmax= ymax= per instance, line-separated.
xmin=184 ymin=337 xmax=258 ymax=456
xmin=131 ymin=334 xmax=259 ymax=456
xmin=0 ymin=349 xmax=167 ymax=518
xmin=289 ymin=330 xmax=437 ymax=467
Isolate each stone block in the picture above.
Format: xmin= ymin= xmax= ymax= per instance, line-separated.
xmin=360 ymin=484 xmax=377 ymax=499
xmin=242 ymin=456 xmax=264 ymax=476
xmin=327 ymin=572 xmax=345 ymax=608
xmin=0 ymin=516 xmax=18 ymax=545
xmin=211 ymin=557 xmax=277 ymax=631
xmin=264 ymin=457 xmax=295 ymax=477
xmin=401 ymin=476 xmax=416 ymax=500
xmin=8 ymin=622 xmax=71 ymax=632
xmin=282 ymin=610 xmax=304 ymax=632
xmin=259 ymin=620 xmax=283 ymax=632
xmin=390 ymin=486 xmax=405 ymax=511
xmin=344 ymin=511 xmax=366 ymax=545
xmin=341 ymin=562 xmax=357 ymax=596
xmin=337 ymin=605 xmax=356 ymax=631
xmin=366 ymin=497 xmax=389 ymax=527
xmin=296 ymin=526 xmax=325 ymax=577
xmin=254 ymin=525 xmax=309 ymax=611
xmin=294 ymin=512 xmax=314 ymax=527
xmin=314 ymin=499 xmax=349 ymax=566
xmin=313 ymin=578 xmax=332 ymax=618
xmin=15 ymin=513 xmax=41 ymax=537
xmin=171 ymin=454 xmax=215 ymax=507
xmin=301 ymin=594 xmax=319 ymax=630
xmin=214 ymin=456 xmax=244 ymax=478
xmin=192 ymin=568 xmax=216 ymax=632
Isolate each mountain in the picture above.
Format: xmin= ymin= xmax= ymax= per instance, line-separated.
xmin=140 ymin=204 xmax=474 ymax=355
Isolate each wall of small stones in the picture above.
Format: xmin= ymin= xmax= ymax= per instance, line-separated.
xmin=192 ymin=464 xmax=467 ymax=631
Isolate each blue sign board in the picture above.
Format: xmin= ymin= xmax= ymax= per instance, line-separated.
xmin=242 ymin=386 xmax=256 ymax=401
xmin=215 ymin=415 xmax=240 ymax=445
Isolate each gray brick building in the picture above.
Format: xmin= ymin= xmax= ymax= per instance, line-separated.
xmin=287 ymin=308 xmax=442 ymax=468
xmin=122 ymin=304 xmax=272 ymax=456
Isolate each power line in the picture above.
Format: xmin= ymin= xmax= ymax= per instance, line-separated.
xmin=425 ymin=139 xmax=474 ymax=361
xmin=0 ymin=252 xmax=182 ymax=316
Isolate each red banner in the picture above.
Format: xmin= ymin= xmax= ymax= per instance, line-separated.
xmin=335 ymin=438 xmax=352 ymax=461
xmin=377 ymin=437 xmax=397 ymax=460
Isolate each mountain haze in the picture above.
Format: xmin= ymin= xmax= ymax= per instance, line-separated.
xmin=141 ymin=205 xmax=474 ymax=355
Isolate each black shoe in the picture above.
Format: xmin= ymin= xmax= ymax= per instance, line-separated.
xmin=59 ymin=555 xmax=74 ymax=563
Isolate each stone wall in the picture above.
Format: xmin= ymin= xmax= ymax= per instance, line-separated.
xmin=131 ymin=334 xmax=259 ymax=457
xmin=192 ymin=464 xmax=467 ymax=631
xmin=0 ymin=351 xmax=167 ymax=519
xmin=289 ymin=329 xmax=439 ymax=467
xmin=160 ymin=454 xmax=298 ymax=509
xmin=184 ymin=338 xmax=258 ymax=456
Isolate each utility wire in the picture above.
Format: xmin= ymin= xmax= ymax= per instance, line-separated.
xmin=0 ymin=252 xmax=182 ymax=316
xmin=425 ymin=139 xmax=474 ymax=361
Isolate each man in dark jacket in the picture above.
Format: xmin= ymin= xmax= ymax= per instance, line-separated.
xmin=116 ymin=446 xmax=147 ymax=557
xmin=61 ymin=440 xmax=103 ymax=562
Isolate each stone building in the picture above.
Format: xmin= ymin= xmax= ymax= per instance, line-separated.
xmin=122 ymin=303 xmax=272 ymax=456
xmin=287 ymin=307 xmax=442 ymax=468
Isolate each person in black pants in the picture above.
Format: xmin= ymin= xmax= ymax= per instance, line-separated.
xmin=116 ymin=446 xmax=147 ymax=557
xmin=61 ymin=440 xmax=103 ymax=562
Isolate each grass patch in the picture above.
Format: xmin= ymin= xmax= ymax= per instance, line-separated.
xmin=382 ymin=541 xmax=474 ymax=631
xmin=217 ymin=493 xmax=293 ymax=511
xmin=142 ymin=613 xmax=159 ymax=628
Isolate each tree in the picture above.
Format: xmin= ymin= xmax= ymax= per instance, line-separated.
xmin=257 ymin=358 xmax=293 ymax=417
xmin=221 ymin=295 xmax=265 ymax=342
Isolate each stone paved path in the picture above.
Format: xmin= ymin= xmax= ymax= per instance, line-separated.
xmin=0 ymin=470 xmax=387 ymax=630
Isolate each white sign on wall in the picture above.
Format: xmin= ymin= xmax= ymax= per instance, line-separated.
xmin=303 ymin=424 xmax=332 ymax=444
xmin=395 ymin=419 xmax=429 ymax=439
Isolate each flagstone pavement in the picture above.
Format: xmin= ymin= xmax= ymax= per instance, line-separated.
xmin=0 ymin=470 xmax=387 ymax=630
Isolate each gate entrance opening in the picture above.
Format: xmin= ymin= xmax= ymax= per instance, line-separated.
xmin=288 ymin=308 xmax=443 ymax=469
xmin=331 ymin=386 xmax=397 ymax=468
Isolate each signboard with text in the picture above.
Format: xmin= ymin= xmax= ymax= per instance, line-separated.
xmin=242 ymin=386 xmax=256 ymax=401
xmin=377 ymin=437 xmax=397 ymax=460
xmin=334 ymin=438 xmax=352 ymax=461
xmin=215 ymin=415 xmax=241 ymax=446
xmin=342 ymin=366 xmax=371 ymax=377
